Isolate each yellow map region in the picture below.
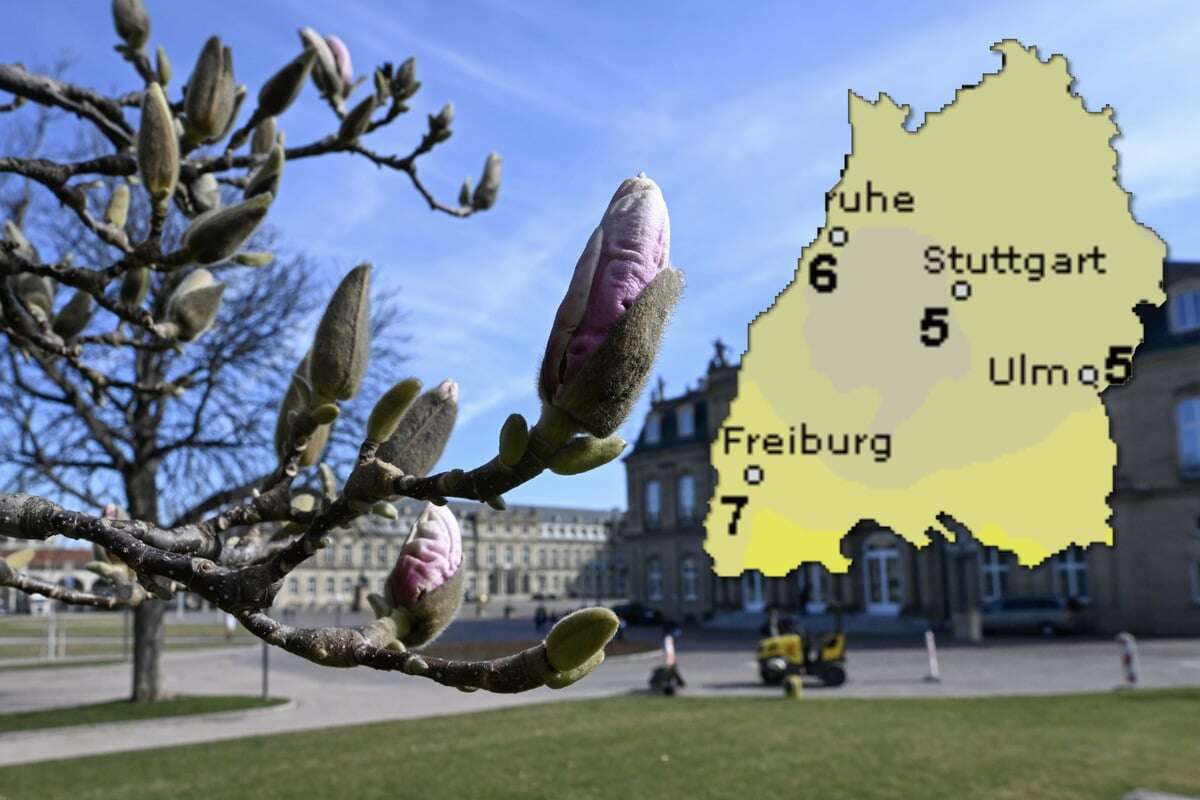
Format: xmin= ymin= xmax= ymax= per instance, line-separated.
xmin=704 ymin=40 xmax=1166 ymax=575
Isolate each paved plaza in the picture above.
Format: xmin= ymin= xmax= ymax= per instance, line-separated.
xmin=2 ymin=615 xmax=1198 ymax=767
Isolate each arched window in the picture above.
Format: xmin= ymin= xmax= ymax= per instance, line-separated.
xmin=644 ymin=480 xmax=661 ymax=528
xmin=1054 ymin=546 xmax=1089 ymax=602
xmin=979 ymin=548 xmax=1009 ymax=602
xmin=863 ymin=533 xmax=903 ymax=615
xmin=680 ymin=556 xmax=698 ymax=601
xmin=677 ymin=473 xmax=696 ymax=523
xmin=1177 ymin=398 xmax=1200 ymax=477
xmin=647 ymin=557 xmax=663 ymax=601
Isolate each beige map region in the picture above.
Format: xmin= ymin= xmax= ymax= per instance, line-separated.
xmin=704 ymin=40 xmax=1166 ymax=575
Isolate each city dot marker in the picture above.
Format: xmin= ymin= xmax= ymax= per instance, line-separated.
xmin=952 ymin=281 xmax=972 ymax=301
xmin=1079 ymin=365 xmax=1098 ymax=386
xmin=829 ymin=227 xmax=849 ymax=246
xmin=744 ymin=465 xmax=764 ymax=485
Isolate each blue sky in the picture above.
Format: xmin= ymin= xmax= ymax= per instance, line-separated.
xmin=8 ymin=1 xmax=1200 ymax=512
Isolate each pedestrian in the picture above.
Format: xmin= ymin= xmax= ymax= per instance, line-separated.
xmin=649 ymin=632 xmax=686 ymax=695
xmin=534 ymin=604 xmax=548 ymax=631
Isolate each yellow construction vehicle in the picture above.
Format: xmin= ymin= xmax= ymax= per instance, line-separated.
xmin=756 ymin=615 xmax=847 ymax=687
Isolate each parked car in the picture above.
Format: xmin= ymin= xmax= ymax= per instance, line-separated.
xmin=610 ymin=602 xmax=664 ymax=626
xmin=981 ymin=597 xmax=1085 ymax=636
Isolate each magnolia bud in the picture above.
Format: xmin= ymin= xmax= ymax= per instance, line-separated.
xmin=393 ymin=57 xmax=419 ymax=101
xmin=300 ymin=423 xmax=332 ymax=467
xmin=189 ymin=173 xmax=221 ymax=214
xmin=216 ymin=84 xmax=247 ymax=142
xmin=251 ymin=116 xmax=277 ymax=156
xmin=180 ymin=192 xmax=272 ymax=265
xmin=498 ymin=413 xmax=529 ymax=467
xmin=545 ymin=649 xmax=604 ymax=689
xmin=457 ymin=178 xmax=472 ymax=208
xmin=184 ymin=37 xmax=237 ymax=144
xmin=545 ymin=607 xmax=619 ymax=672
xmin=120 ymin=266 xmax=151 ymax=307
xmin=325 ymin=35 xmax=353 ymax=95
xmin=373 ymin=68 xmax=389 ymax=103
xmin=233 ymin=251 xmax=273 ymax=267
xmin=471 ymin=152 xmax=501 ymax=211
xmin=376 ymin=379 xmax=457 ymax=477
xmin=274 ymin=352 xmax=312 ymax=459
xmin=385 ymin=503 xmax=464 ymax=647
xmin=13 ymin=273 xmax=54 ymax=323
xmin=548 ymin=435 xmax=626 ymax=476
xmin=539 ymin=175 xmax=681 ymax=438
xmin=137 ymin=83 xmax=179 ymax=206
xmin=309 ymin=263 xmax=371 ymax=402
xmin=3 ymin=221 xmax=37 ymax=264
xmin=337 ymin=94 xmax=376 ymax=143
xmin=112 ymin=0 xmax=150 ymax=49
xmin=155 ymin=45 xmax=172 ymax=86
xmin=366 ymin=378 xmax=422 ymax=443
xmin=52 ymin=290 xmax=94 ymax=339
xmin=257 ymin=48 xmax=316 ymax=118
xmin=372 ymin=501 xmax=398 ymax=520
xmin=319 ymin=462 xmax=338 ymax=499
xmin=104 ymin=184 xmax=130 ymax=229
xmin=244 ymin=143 xmax=284 ymax=200
xmin=298 ymin=27 xmax=339 ymax=97
xmin=428 ymin=102 xmax=453 ymax=143
xmin=164 ymin=269 xmax=225 ymax=341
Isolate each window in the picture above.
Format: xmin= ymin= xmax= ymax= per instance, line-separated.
xmin=1191 ymin=561 xmax=1200 ymax=605
xmin=504 ymin=545 xmax=513 ymax=566
xmin=680 ymin=556 xmax=698 ymax=601
xmin=644 ymin=479 xmax=661 ymax=528
xmin=677 ymin=403 xmax=695 ymax=437
xmin=377 ymin=544 xmax=388 ymax=565
xmin=487 ymin=545 xmax=496 ymax=566
xmin=320 ymin=546 xmax=335 ymax=566
xmin=1178 ymin=398 xmax=1200 ymax=477
xmin=644 ymin=413 xmax=661 ymax=444
xmin=538 ymin=549 xmax=546 ymax=567
xmin=288 ymin=578 xmax=299 ymax=594
xmin=362 ymin=543 xmax=373 ymax=568
xmin=325 ymin=576 xmax=336 ymax=594
xmin=341 ymin=542 xmax=353 ymax=566
xmin=677 ymin=473 xmax=696 ymax=523
xmin=1170 ymin=289 xmax=1200 ymax=333
xmin=307 ymin=577 xmax=317 ymax=595
xmin=1054 ymin=546 xmax=1089 ymax=602
xmin=342 ymin=576 xmax=353 ymax=594
xmin=521 ymin=545 xmax=530 ymax=566
xmin=647 ymin=557 xmax=663 ymax=601
xmin=797 ymin=563 xmax=828 ymax=611
xmin=980 ymin=548 xmax=1009 ymax=602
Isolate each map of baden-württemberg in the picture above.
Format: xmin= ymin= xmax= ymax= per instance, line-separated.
xmin=703 ymin=40 xmax=1166 ymax=576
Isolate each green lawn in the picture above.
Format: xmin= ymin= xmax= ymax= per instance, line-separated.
xmin=0 ymin=690 xmax=1196 ymax=799
xmin=0 ymin=616 xmax=254 ymax=640
xmin=0 ymin=695 xmax=285 ymax=735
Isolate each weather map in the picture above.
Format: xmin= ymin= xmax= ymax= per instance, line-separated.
xmin=704 ymin=40 xmax=1166 ymax=575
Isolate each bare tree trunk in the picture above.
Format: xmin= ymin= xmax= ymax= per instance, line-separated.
xmin=126 ymin=463 xmax=163 ymax=702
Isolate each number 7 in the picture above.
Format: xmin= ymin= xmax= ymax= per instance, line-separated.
xmin=720 ymin=495 xmax=750 ymax=535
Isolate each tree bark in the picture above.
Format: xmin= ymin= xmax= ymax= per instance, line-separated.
xmin=126 ymin=462 xmax=164 ymax=702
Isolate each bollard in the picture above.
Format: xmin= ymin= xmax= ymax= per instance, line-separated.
xmin=784 ymin=674 xmax=804 ymax=698
xmin=1116 ymin=632 xmax=1139 ymax=688
xmin=923 ymin=629 xmax=941 ymax=683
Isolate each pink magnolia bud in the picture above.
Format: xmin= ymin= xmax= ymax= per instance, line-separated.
xmin=386 ymin=504 xmax=464 ymax=647
xmin=538 ymin=174 xmax=680 ymax=437
xmin=325 ymin=35 xmax=353 ymax=94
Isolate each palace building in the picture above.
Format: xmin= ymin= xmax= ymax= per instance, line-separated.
xmin=272 ymin=498 xmax=622 ymax=611
xmin=618 ymin=265 xmax=1200 ymax=637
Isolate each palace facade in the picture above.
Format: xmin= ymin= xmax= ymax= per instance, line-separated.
xmin=619 ymin=265 xmax=1200 ymax=637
